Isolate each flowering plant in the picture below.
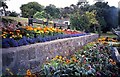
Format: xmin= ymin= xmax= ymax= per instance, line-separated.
xmin=1 ymin=25 xmax=88 ymax=48
xmin=40 ymin=40 xmax=120 ymax=77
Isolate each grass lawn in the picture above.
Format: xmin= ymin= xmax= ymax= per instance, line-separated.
xmin=2 ymin=16 xmax=28 ymax=23
xmin=1 ymin=16 xmax=49 ymax=27
xmin=101 ymin=32 xmax=117 ymax=38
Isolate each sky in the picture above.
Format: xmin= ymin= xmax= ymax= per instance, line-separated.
xmin=5 ymin=0 xmax=120 ymax=13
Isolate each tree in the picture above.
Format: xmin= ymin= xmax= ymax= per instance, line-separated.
xmin=70 ymin=9 xmax=98 ymax=32
xmin=104 ymin=7 xmax=118 ymax=29
xmin=45 ymin=4 xmax=60 ymax=18
xmin=60 ymin=7 xmax=73 ymax=18
xmin=93 ymin=2 xmax=118 ymax=32
xmin=85 ymin=11 xmax=98 ymax=25
xmin=0 ymin=0 xmax=8 ymax=16
xmin=85 ymin=2 xmax=112 ymax=33
xmin=33 ymin=11 xmax=47 ymax=19
xmin=119 ymin=9 xmax=120 ymax=26
xmin=20 ymin=2 xmax=44 ymax=18
xmin=9 ymin=11 xmax=19 ymax=17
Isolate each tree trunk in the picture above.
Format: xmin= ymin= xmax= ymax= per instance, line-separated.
xmin=3 ymin=6 xmax=7 ymax=16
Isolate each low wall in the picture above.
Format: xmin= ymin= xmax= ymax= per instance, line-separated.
xmin=1 ymin=34 xmax=99 ymax=75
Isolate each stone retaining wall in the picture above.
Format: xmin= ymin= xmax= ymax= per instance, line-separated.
xmin=1 ymin=34 xmax=98 ymax=75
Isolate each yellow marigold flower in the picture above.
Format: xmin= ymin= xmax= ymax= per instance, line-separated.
xmin=19 ymin=35 xmax=22 ymax=38
xmin=56 ymin=55 xmax=59 ymax=59
xmin=102 ymin=37 xmax=106 ymax=41
xmin=59 ymin=56 xmax=62 ymax=59
xmin=26 ymin=34 xmax=29 ymax=36
xmin=98 ymin=38 xmax=102 ymax=41
xmin=34 ymin=28 xmax=37 ymax=32
xmin=49 ymin=30 xmax=53 ymax=32
xmin=10 ymin=37 xmax=12 ymax=38
xmin=52 ymin=57 xmax=57 ymax=60
xmin=3 ymin=36 xmax=6 ymax=38
xmin=40 ymin=31 xmax=44 ymax=33
xmin=12 ymin=35 xmax=15 ymax=37
xmin=45 ymin=31 xmax=49 ymax=33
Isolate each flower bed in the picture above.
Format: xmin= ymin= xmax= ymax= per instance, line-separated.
xmin=1 ymin=26 xmax=87 ymax=48
xmin=2 ymin=36 xmax=120 ymax=77
xmin=29 ymin=38 xmax=120 ymax=77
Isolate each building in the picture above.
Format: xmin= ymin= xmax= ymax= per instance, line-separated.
xmin=52 ymin=18 xmax=70 ymax=29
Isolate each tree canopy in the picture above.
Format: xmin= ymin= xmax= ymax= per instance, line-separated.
xmin=20 ymin=2 xmax=44 ymax=18
xmin=45 ymin=4 xmax=60 ymax=18
xmin=0 ymin=0 xmax=8 ymax=16
xmin=18 ymin=1 xmax=119 ymax=33
xmin=33 ymin=11 xmax=47 ymax=19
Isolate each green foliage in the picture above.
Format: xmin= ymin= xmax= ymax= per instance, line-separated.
xmin=119 ymin=9 xmax=120 ymax=25
xmin=41 ymin=42 xmax=120 ymax=77
xmin=33 ymin=11 xmax=47 ymax=19
xmin=93 ymin=2 xmax=118 ymax=33
xmin=2 ymin=17 xmax=16 ymax=25
xmin=70 ymin=11 xmax=98 ymax=31
xmin=20 ymin=2 xmax=44 ymax=18
xmin=70 ymin=12 xmax=88 ymax=30
xmin=85 ymin=10 xmax=98 ymax=25
xmin=0 ymin=0 xmax=8 ymax=16
xmin=0 ymin=0 xmax=8 ymax=8
xmin=9 ymin=11 xmax=19 ymax=17
xmin=18 ymin=1 xmax=118 ymax=33
xmin=45 ymin=4 xmax=60 ymax=18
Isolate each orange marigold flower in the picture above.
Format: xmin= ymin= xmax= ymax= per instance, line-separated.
xmin=102 ymin=37 xmax=106 ymax=41
xmin=37 ymin=27 xmax=42 ymax=30
xmin=43 ymin=28 xmax=47 ymax=32
xmin=3 ymin=32 xmax=7 ymax=34
xmin=9 ymin=32 xmax=13 ymax=34
xmin=112 ymin=61 xmax=116 ymax=65
xmin=16 ymin=30 xmax=20 ymax=32
xmin=66 ymin=59 xmax=70 ymax=64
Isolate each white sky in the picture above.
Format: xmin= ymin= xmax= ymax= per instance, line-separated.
xmin=5 ymin=0 xmax=120 ymax=13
